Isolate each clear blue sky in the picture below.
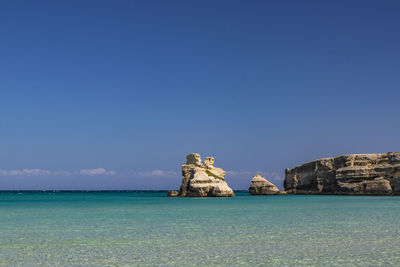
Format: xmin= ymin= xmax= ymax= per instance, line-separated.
xmin=0 ymin=0 xmax=399 ymax=190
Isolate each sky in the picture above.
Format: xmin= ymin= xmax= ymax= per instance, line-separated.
xmin=0 ymin=0 xmax=399 ymax=190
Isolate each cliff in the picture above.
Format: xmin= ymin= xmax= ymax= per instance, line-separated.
xmin=179 ymin=153 xmax=235 ymax=197
xmin=284 ymin=152 xmax=400 ymax=195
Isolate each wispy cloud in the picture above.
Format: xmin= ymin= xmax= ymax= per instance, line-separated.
xmin=0 ymin=168 xmax=117 ymax=177
xmin=80 ymin=168 xmax=116 ymax=175
xmin=138 ymin=170 xmax=177 ymax=177
xmin=0 ymin=169 xmax=51 ymax=176
xmin=226 ymin=170 xmax=284 ymax=181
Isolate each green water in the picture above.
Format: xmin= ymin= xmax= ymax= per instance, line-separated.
xmin=0 ymin=192 xmax=399 ymax=266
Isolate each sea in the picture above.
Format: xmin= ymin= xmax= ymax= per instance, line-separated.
xmin=0 ymin=191 xmax=399 ymax=266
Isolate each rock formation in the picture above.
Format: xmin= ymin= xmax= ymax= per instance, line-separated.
xmin=179 ymin=153 xmax=235 ymax=197
xmin=167 ymin=190 xmax=179 ymax=197
xmin=249 ymin=174 xmax=280 ymax=195
xmin=284 ymin=152 xmax=400 ymax=195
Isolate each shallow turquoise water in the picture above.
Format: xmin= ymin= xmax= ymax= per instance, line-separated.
xmin=0 ymin=192 xmax=399 ymax=266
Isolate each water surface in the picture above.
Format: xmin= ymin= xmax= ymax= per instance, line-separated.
xmin=0 ymin=191 xmax=399 ymax=266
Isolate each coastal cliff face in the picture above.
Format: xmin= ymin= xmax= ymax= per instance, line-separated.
xmin=248 ymin=174 xmax=280 ymax=195
xmin=179 ymin=153 xmax=235 ymax=197
xmin=284 ymin=152 xmax=400 ymax=195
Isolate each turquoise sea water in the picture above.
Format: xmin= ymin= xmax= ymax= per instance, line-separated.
xmin=0 ymin=192 xmax=399 ymax=266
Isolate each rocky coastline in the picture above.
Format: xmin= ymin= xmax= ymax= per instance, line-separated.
xmin=284 ymin=152 xmax=400 ymax=195
xmin=169 ymin=152 xmax=400 ymax=197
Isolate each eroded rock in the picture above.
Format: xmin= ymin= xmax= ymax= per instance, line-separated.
xmin=179 ymin=153 xmax=235 ymax=197
xmin=248 ymin=174 xmax=280 ymax=195
xmin=284 ymin=152 xmax=400 ymax=195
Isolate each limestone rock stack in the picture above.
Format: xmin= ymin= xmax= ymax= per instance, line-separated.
xmin=248 ymin=174 xmax=280 ymax=195
xmin=284 ymin=152 xmax=400 ymax=195
xmin=179 ymin=153 xmax=235 ymax=197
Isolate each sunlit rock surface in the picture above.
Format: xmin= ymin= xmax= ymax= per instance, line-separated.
xmin=248 ymin=174 xmax=280 ymax=195
xmin=284 ymin=152 xmax=400 ymax=195
xmin=179 ymin=153 xmax=235 ymax=197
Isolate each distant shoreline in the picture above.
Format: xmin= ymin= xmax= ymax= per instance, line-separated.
xmin=0 ymin=190 xmax=251 ymax=193
xmin=0 ymin=190 xmax=398 ymax=197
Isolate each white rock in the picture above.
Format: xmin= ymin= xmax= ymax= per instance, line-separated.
xmin=248 ymin=174 xmax=280 ymax=195
xmin=179 ymin=153 xmax=235 ymax=197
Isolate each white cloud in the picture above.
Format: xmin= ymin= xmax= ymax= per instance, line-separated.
xmin=0 ymin=169 xmax=51 ymax=176
xmin=0 ymin=168 xmax=117 ymax=177
xmin=80 ymin=168 xmax=116 ymax=175
xmin=226 ymin=170 xmax=284 ymax=181
xmin=138 ymin=170 xmax=177 ymax=177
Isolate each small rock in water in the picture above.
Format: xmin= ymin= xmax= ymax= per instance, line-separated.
xmin=167 ymin=190 xmax=179 ymax=197
xmin=248 ymin=174 xmax=280 ymax=195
